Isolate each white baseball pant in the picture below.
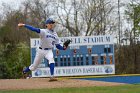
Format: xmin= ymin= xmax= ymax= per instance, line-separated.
xmin=29 ymin=48 xmax=55 ymax=71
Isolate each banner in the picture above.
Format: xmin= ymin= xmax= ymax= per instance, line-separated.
xmin=32 ymin=65 xmax=115 ymax=77
xmin=30 ymin=35 xmax=114 ymax=48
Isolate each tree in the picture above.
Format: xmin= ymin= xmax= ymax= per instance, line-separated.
xmin=115 ymin=1 xmax=140 ymax=74
xmin=22 ymin=0 xmax=55 ymax=28
xmin=125 ymin=2 xmax=140 ymax=44
xmin=0 ymin=42 xmax=30 ymax=79
xmin=55 ymin=0 xmax=115 ymax=36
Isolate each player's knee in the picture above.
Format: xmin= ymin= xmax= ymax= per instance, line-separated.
xmin=30 ymin=67 xmax=36 ymax=71
xmin=48 ymin=58 xmax=55 ymax=64
xmin=29 ymin=65 xmax=36 ymax=71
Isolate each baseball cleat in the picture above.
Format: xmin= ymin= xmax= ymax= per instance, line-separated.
xmin=22 ymin=71 xmax=27 ymax=79
xmin=22 ymin=71 xmax=26 ymax=74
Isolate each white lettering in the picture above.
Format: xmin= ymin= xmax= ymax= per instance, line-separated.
xmin=31 ymin=35 xmax=113 ymax=48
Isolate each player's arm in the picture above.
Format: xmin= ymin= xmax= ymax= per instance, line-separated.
xmin=55 ymin=37 xmax=67 ymax=50
xmin=55 ymin=44 xmax=66 ymax=50
xmin=55 ymin=39 xmax=71 ymax=50
xmin=18 ymin=23 xmax=40 ymax=33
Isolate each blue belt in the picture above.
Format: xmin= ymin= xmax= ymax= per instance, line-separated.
xmin=39 ymin=47 xmax=51 ymax=50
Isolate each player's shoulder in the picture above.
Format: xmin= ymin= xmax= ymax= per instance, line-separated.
xmin=40 ymin=29 xmax=47 ymax=32
xmin=40 ymin=29 xmax=48 ymax=33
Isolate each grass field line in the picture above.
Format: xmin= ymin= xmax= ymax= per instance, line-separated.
xmin=0 ymin=84 xmax=140 ymax=93
xmin=58 ymin=74 xmax=140 ymax=79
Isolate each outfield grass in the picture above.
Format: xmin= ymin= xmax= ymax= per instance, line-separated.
xmin=0 ymin=84 xmax=140 ymax=93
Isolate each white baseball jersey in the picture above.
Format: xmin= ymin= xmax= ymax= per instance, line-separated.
xmin=39 ymin=29 xmax=60 ymax=48
xmin=29 ymin=29 xmax=59 ymax=71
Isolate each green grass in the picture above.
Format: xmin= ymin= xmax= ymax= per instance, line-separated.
xmin=0 ymin=84 xmax=140 ymax=93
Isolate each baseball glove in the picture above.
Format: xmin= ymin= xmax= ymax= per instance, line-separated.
xmin=63 ymin=39 xmax=72 ymax=50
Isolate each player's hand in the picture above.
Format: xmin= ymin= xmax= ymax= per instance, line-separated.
xmin=18 ymin=23 xmax=25 ymax=27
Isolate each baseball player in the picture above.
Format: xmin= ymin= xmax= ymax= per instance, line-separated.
xmin=18 ymin=18 xmax=71 ymax=81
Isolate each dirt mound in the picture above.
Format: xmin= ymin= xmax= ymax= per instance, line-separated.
xmin=0 ymin=78 xmax=126 ymax=90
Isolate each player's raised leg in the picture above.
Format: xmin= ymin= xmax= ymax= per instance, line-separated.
xmin=23 ymin=48 xmax=44 ymax=74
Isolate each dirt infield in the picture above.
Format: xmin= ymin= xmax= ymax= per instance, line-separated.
xmin=0 ymin=78 xmax=126 ymax=90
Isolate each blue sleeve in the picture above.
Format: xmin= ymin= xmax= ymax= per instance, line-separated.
xmin=24 ymin=24 xmax=40 ymax=33
xmin=55 ymin=44 xmax=64 ymax=50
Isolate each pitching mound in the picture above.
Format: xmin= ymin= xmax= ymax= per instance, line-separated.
xmin=0 ymin=78 xmax=126 ymax=90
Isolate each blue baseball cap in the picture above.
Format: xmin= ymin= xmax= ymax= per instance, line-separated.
xmin=45 ymin=18 xmax=55 ymax=24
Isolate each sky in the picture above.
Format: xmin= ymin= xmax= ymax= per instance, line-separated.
xmin=0 ymin=0 xmax=24 ymax=5
xmin=0 ymin=0 xmax=133 ymax=29
xmin=0 ymin=0 xmax=136 ymax=24
xmin=0 ymin=0 xmax=139 ymax=31
xmin=0 ymin=0 xmax=23 ymax=7
xmin=0 ymin=0 xmax=132 ymax=14
xmin=0 ymin=0 xmax=139 ymax=41
xmin=0 ymin=0 xmax=25 ymax=8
